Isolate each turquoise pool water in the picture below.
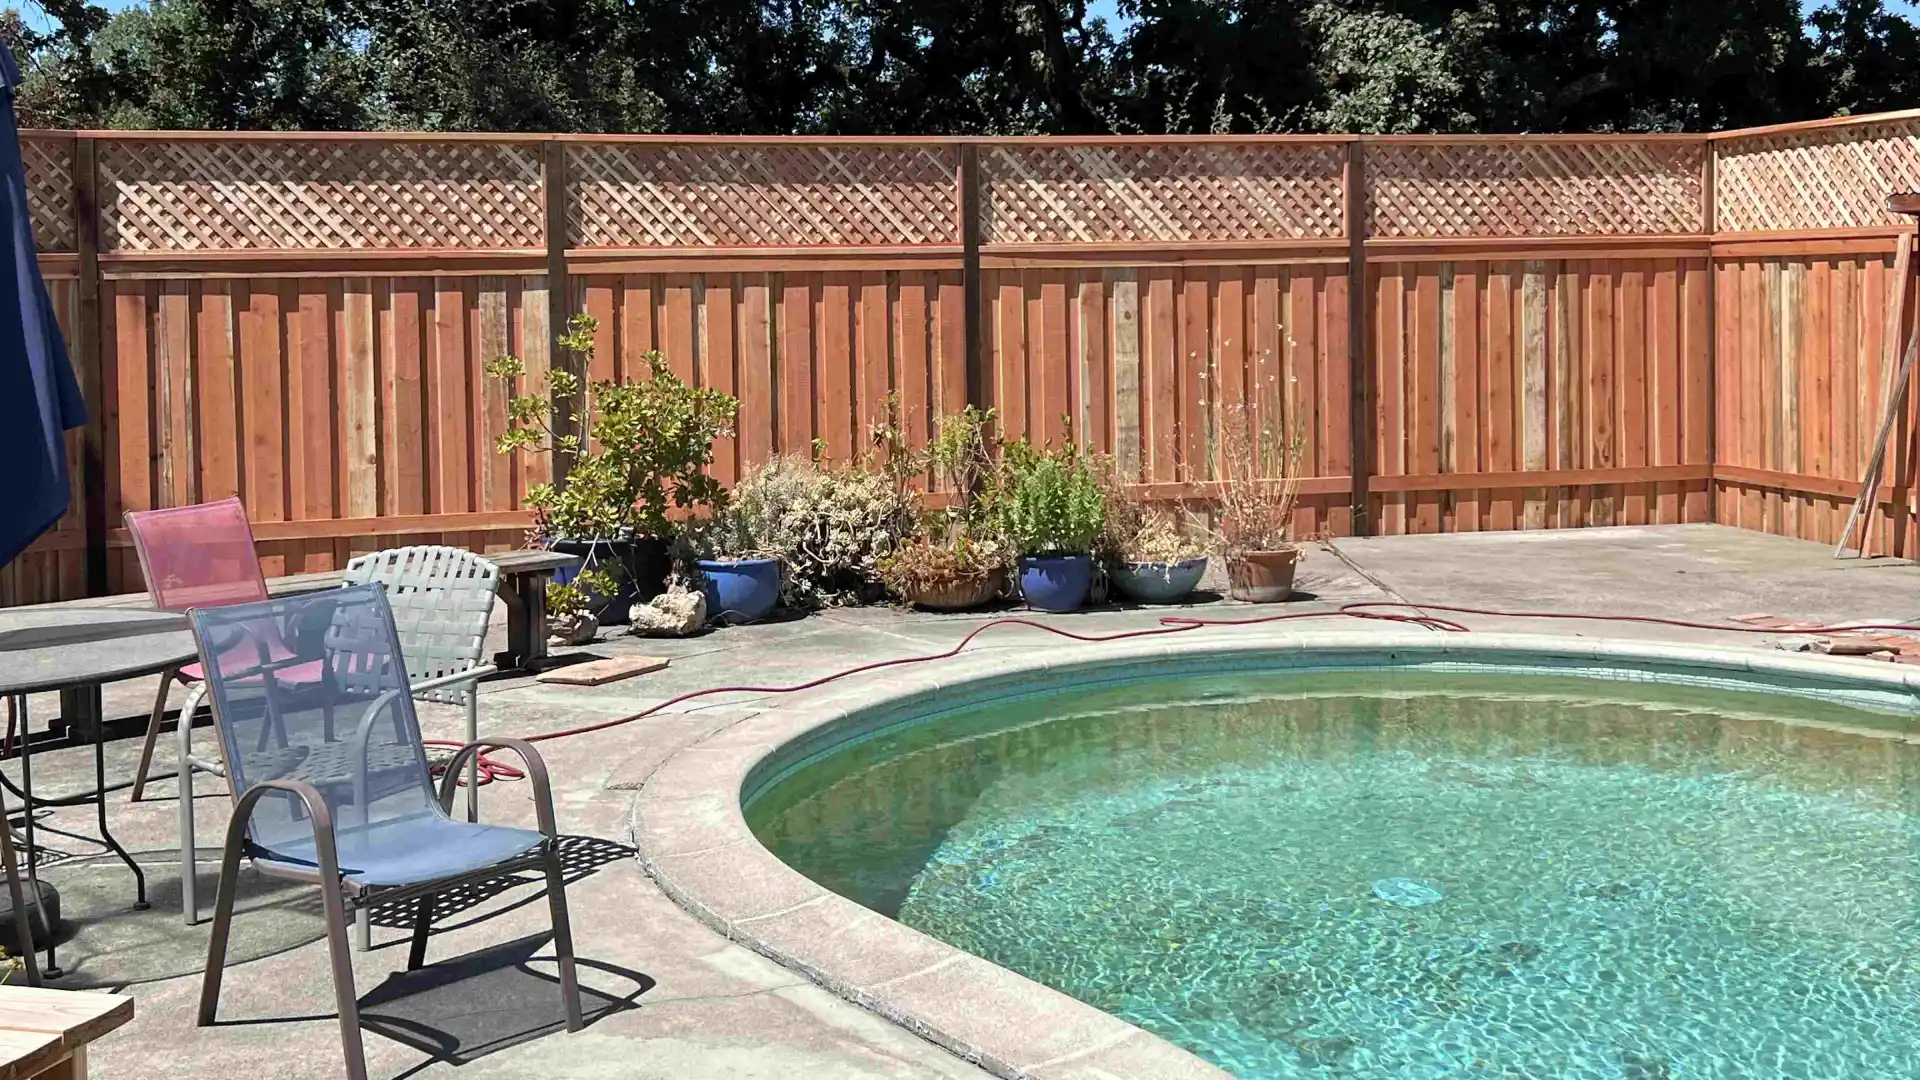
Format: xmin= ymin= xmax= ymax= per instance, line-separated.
xmin=745 ymin=671 xmax=1920 ymax=1079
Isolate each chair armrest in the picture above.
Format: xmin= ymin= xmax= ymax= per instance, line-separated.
xmin=226 ymin=777 xmax=342 ymax=879
xmin=435 ymin=738 xmax=558 ymax=838
xmin=344 ymin=689 xmax=408 ymax=817
xmin=408 ymin=664 xmax=498 ymax=696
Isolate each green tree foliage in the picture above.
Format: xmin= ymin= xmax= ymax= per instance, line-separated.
xmin=6 ymin=0 xmax=1918 ymax=134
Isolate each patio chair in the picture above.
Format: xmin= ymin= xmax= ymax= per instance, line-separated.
xmin=341 ymin=545 xmax=499 ymax=949
xmin=190 ymin=584 xmax=581 ymax=1080
xmin=125 ymin=497 xmax=269 ymax=806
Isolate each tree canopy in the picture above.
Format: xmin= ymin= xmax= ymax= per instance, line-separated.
xmin=6 ymin=0 xmax=1918 ymax=134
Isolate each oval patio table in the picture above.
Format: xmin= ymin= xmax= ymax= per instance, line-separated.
xmin=1 ymin=607 xmax=197 ymax=981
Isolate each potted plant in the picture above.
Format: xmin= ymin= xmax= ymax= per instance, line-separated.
xmin=487 ymin=314 xmax=739 ymax=623
xmin=682 ymin=500 xmax=783 ymax=625
xmin=994 ymin=441 xmax=1105 ymax=613
xmin=1210 ymin=398 xmax=1305 ymax=603
xmin=878 ymin=406 xmax=1011 ymax=611
xmin=1099 ymin=469 xmax=1208 ymax=603
xmin=545 ymin=581 xmax=599 ymax=646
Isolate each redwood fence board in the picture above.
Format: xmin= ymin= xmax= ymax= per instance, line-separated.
xmin=7 ymin=120 xmax=1920 ymax=604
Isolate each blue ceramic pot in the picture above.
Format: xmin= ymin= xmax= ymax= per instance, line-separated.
xmin=1018 ymin=554 xmax=1094 ymax=612
xmin=1111 ymin=556 xmax=1207 ymax=604
xmin=698 ymin=557 xmax=781 ymax=623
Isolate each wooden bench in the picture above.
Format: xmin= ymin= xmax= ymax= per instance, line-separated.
xmin=0 ymin=986 xmax=132 ymax=1080
xmin=50 ymin=548 xmax=580 ymax=672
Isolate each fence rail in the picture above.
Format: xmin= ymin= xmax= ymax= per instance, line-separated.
xmin=8 ymin=111 xmax=1920 ymax=605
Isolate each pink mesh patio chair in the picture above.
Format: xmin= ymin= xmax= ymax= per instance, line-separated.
xmin=190 ymin=584 xmax=580 ymax=1080
xmin=125 ymin=497 xmax=271 ymax=806
xmin=126 ymin=497 xmax=336 ymax=924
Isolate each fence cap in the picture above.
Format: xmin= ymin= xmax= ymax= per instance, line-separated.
xmin=1887 ymin=193 xmax=1920 ymax=216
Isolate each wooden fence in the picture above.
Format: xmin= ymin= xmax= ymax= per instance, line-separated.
xmin=7 ymin=113 xmax=1920 ymax=606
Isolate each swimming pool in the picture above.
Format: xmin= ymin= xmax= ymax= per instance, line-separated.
xmin=741 ymin=649 xmax=1920 ymax=1079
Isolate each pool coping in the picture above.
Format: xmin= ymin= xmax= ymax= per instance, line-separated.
xmin=627 ymin=628 xmax=1920 ymax=1080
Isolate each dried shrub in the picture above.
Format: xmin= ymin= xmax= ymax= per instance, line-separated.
xmin=700 ymin=455 xmax=916 ymax=609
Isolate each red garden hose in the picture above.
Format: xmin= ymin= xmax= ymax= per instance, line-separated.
xmin=436 ymin=602 xmax=1920 ymax=789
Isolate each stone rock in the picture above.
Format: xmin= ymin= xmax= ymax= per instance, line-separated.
xmin=548 ymin=612 xmax=599 ymax=647
xmin=630 ymin=588 xmax=706 ymax=636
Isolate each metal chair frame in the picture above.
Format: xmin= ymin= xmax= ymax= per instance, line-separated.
xmin=191 ymin=597 xmax=581 ymax=1080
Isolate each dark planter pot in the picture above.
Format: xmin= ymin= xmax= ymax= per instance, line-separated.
xmin=1111 ymin=556 xmax=1208 ymax=604
xmin=1227 ymin=548 xmax=1301 ymax=603
xmin=550 ymin=535 xmax=670 ymax=625
xmin=699 ymin=557 xmax=782 ymax=624
xmin=1018 ymin=553 xmax=1094 ymax=612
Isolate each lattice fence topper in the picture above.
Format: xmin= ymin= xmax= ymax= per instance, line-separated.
xmin=980 ymin=143 xmax=1346 ymax=243
xmin=568 ymin=143 xmax=958 ymax=247
xmin=1716 ymin=119 xmax=1920 ymax=233
xmin=1366 ymin=140 xmax=1705 ymax=238
xmin=21 ymin=135 xmax=75 ymax=253
xmin=96 ymin=139 xmax=545 ymax=251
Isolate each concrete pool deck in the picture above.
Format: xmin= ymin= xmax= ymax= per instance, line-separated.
xmin=6 ymin=524 xmax=1919 ymax=1078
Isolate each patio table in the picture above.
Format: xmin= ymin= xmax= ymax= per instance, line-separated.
xmin=0 ymin=985 xmax=133 ymax=1079
xmin=1 ymin=607 xmax=195 ymax=977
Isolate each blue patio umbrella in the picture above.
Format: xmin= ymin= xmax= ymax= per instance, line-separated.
xmin=0 ymin=47 xmax=86 ymax=568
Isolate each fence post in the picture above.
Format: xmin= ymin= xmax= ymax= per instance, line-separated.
xmin=1701 ymin=137 xmax=1717 ymax=525
xmin=74 ymin=135 xmax=107 ymax=595
xmin=1344 ymin=138 xmax=1372 ymax=536
xmin=958 ymin=143 xmax=983 ymax=410
xmin=543 ymin=139 xmax=577 ymax=492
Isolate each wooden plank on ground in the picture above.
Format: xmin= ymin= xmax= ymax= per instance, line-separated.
xmin=537 ymin=655 xmax=669 ymax=686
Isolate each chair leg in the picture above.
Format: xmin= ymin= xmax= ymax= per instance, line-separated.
xmin=178 ymin=699 xmax=198 ymax=925
xmin=0 ymin=783 xmax=42 ymax=987
xmin=543 ymin=844 xmax=584 ymax=1032
xmin=355 ymin=906 xmax=371 ymax=952
xmin=129 ymin=668 xmax=178 ymax=804
xmin=406 ymin=895 xmax=433 ymax=971
xmin=323 ymin=892 xmax=370 ymax=1080
xmin=463 ymin=693 xmax=479 ymax=823
xmin=197 ymin=816 xmax=250 ymax=1025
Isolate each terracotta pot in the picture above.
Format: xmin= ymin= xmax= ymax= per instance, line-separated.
xmin=1227 ymin=548 xmax=1300 ymax=603
xmin=907 ymin=568 xmax=1007 ymax=611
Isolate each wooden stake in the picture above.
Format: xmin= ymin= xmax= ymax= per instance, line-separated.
xmin=1835 ymin=217 xmax=1917 ymax=557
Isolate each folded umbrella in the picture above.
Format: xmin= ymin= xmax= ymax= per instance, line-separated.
xmin=0 ymin=46 xmax=86 ymax=568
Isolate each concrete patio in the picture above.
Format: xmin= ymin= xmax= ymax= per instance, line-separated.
xmin=5 ymin=524 xmax=1919 ymax=1079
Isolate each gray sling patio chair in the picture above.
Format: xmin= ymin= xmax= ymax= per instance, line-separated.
xmin=189 ymin=584 xmax=581 ymax=1080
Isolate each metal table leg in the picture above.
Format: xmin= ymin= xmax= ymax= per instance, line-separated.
xmin=94 ymin=713 xmax=148 ymax=910
xmin=11 ymin=694 xmax=59 ymax=978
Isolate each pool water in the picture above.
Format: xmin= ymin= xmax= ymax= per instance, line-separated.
xmin=746 ymin=673 xmax=1920 ymax=1079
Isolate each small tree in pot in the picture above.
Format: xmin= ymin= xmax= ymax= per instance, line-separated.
xmin=487 ymin=314 xmax=739 ymax=623
xmin=1209 ymin=395 xmax=1305 ymax=603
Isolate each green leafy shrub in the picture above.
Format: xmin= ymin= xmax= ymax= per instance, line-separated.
xmin=486 ymin=314 xmax=739 ymax=540
xmin=992 ymin=441 xmax=1106 ymax=557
